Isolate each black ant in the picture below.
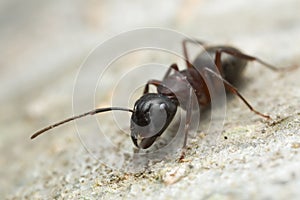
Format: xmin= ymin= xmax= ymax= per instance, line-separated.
xmin=31 ymin=39 xmax=290 ymax=159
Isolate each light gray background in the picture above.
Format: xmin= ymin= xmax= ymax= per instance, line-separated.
xmin=1 ymin=0 xmax=299 ymax=199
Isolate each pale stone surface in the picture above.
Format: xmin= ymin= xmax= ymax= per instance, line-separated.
xmin=1 ymin=0 xmax=300 ymax=199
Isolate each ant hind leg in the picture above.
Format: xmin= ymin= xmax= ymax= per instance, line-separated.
xmin=214 ymin=48 xmax=294 ymax=72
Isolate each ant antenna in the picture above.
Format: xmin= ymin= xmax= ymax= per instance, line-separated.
xmin=30 ymin=107 xmax=134 ymax=139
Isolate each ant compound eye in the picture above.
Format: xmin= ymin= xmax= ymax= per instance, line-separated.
xmin=159 ymin=103 xmax=166 ymax=110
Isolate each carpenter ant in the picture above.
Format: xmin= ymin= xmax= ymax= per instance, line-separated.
xmin=31 ymin=39 xmax=289 ymax=158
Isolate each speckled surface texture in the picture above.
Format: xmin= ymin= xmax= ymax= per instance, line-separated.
xmin=1 ymin=0 xmax=300 ymax=199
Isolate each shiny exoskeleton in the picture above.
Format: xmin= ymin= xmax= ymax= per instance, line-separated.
xmin=31 ymin=39 xmax=286 ymax=158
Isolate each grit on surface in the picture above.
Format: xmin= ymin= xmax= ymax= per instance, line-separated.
xmin=1 ymin=0 xmax=300 ymax=199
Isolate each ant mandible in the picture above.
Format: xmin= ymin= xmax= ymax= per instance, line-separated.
xmin=31 ymin=39 xmax=287 ymax=158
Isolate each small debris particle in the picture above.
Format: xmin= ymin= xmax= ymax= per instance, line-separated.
xmin=198 ymin=132 xmax=206 ymax=139
xmin=162 ymin=167 xmax=186 ymax=185
xmin=291 ymin=142 xmax=300 ymax=149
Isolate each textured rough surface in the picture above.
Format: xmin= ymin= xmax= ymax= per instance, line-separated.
xmin=1 ymin=0 xmax=300 ymax=199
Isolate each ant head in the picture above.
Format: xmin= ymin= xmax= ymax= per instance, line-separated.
xmin=130 ymin=93 xmax=178 ymax=149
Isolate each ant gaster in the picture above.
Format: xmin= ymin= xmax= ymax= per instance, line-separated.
xmin=31 ymin=39 xmax=288 ymax=158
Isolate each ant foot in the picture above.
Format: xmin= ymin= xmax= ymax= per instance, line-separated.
xmin=178 ymin=148 xmax=188 ymax=162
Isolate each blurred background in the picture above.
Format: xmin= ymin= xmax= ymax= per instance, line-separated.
xmin=1 ymin=0 xmax=299 ymax=199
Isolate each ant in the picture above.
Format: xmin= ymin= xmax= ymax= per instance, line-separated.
xmin=31 ymin=39 xmax=290 ymax=159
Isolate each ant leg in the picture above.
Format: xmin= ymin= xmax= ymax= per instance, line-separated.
xmin=179 ymin=87 xmax=193 ymax=161
xmin=143 ymin=79 xmax=162 ymax=94
xmin=215 ymin=48 xmax=291 ymax=71
xmin=163 ymin=63 xmax=179 ymax=80
xmin=182 ymin=38 xmax=207 ymax=69
xmin=144 ymin=64 xmax=178 ymax=94
xmin=224 ymin=81 xmax=271 ymax=119
xmin=204 ymin=68 xmax=271 ymax=119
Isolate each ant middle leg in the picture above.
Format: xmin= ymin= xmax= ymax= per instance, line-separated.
xmin=163 ymin=63 xmax=179 ymax=80
xmin=223 ymin=80 xmax=271 ymax=119
xmin=182 ymin=38 xmax=207 ymax=69
xmin=204 ymin=68 xmax=271 ymax=119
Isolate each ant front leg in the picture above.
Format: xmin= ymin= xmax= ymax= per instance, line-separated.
xmin=143 ymin=63 xmax=179 ymax=94
xmin=143 ymin=80 xmax=162 ymax=94
xmin=182 ymin=39 xmax=207 ymax=69
xmin=179 ymin=87 xmax=193 ymax=162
